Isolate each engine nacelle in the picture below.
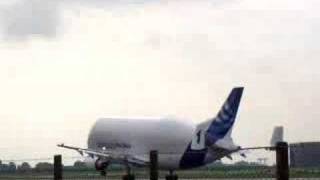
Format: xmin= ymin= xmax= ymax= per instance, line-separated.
xmin=94 ymin=158 xmax=109 ymax=171
xmin=83 ymin=157 xmax=95 ymax=168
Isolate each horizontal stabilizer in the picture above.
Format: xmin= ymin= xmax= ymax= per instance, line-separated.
xmin=270 ymin=126 xmax=284 ymax=146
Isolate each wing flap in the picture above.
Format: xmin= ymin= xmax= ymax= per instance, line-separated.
xmin=57 ymin=144 xmax=148 ymax=166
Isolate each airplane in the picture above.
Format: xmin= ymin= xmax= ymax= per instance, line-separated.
xmin=57 ymin=87 xmax=270 ymax=179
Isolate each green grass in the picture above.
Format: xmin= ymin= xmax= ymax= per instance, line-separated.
xmin=0 ymin=167 xmax=320 ymax=179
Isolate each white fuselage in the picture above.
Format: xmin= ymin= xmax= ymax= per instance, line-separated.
xmin=87 ymin=118 xmax=216 ymax=170
xmin=61 ymin=87 xmax=244 ymax=171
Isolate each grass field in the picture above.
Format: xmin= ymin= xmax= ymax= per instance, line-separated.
xmin=0 ymin=167 xmax=320 ymax=179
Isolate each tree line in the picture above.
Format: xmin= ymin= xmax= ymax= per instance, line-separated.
xmin=0 ymin=160 xmax=87 ymax=173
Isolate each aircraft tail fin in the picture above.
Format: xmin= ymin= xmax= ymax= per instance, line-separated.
xmin=270 ymin=126 xmax=284 ymax=146
xmin=205 ymin=87 xmax=244 ymax=150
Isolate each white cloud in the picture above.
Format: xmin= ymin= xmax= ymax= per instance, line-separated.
xmin=0 ymin=0 xmax=320 ymax=160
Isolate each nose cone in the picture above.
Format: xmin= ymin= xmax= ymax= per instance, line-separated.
xmin=87 ymin=119 xmax=104 ymax=149
xmin=87 ymin=118 xmax=127 ymax=149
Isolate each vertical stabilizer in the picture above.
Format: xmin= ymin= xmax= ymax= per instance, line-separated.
xmin=206 ymin=87 xmax=243 ymax=147
xmin=181 ymin=87 xmax=244 ymax=169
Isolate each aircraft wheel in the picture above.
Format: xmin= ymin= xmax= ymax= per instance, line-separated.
xmin=173 ymin=174 xmax=178 ymax=180
xmin=100 ymin=170 xmax=107 ymax=177
xmin=122 ymin=174 xmax=135 ymax=180
xmin=165 ymin=174 xmax=178 ymax=180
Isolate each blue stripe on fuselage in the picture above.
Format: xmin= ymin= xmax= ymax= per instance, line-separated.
xmin=179 ymin=143 xmax=207 ymax=169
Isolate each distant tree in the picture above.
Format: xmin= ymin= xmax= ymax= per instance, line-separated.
xmin=73 ymin=160 xmax=86 ymax=169
xmin=212 ymin=160 xmax=224 ymax=166
xmin=34 ymin=162 xmax=53 ymax=172
xmin=0 ymin=160 xmax=4 ymax=172
xmin=17 ymin=162 xmax=31 ymax=173
xmin=249 ymin=162 xmax=262 ymax=166
xmin=205 ymin=160 xmax=225 ymax=170
xmin=234 ymin=160 xmax=250 ymax=166
xmin=8 ymin=162 xmax=17 ymax=172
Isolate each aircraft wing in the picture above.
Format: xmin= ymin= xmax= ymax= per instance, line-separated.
xmin=57 ymin=144 xmax=149 ymax=166
xmin=240 ymin=146 xmax=274 ymax=151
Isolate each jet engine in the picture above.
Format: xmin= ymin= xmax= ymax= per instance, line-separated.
xmin=94 ymin=158 xmax=109 ymax=171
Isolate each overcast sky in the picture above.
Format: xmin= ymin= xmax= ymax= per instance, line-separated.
xmin=0 ymin=0 xmax=320 ymax=162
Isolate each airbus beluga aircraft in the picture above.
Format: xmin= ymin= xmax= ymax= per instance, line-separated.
xmin=58 ymin=87 xmax=248 ymax=178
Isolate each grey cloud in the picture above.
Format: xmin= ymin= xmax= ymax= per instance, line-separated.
xmin=0 ymin=0 xmax=155 ymax=40
xmin=1 ymin=0 xmax=59 ymax=40
xmin=0 ymin=0 xmax=230 ymax=40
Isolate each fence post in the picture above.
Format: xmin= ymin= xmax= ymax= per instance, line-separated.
xmin=150 ymin=150 xmax=158 ymax=180
xmin=54 ymin=155 xmax=62 ymax=180
xmin=276 ymin=142 xmax=289 ymax=180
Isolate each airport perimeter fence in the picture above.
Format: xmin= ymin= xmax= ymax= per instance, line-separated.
xmin=1 ymin=142 xmax=320 ymax=180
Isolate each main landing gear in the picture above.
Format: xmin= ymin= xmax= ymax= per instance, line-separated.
xmin=100 ymin=169 xmax=107 ymax=177
xmin=165 ymin=170 xmax=178 ymax=180
xmin=122 ymin=174 xmax=135 ymax=180
xmin=122 ymin=164 xmax=135 ymax=180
